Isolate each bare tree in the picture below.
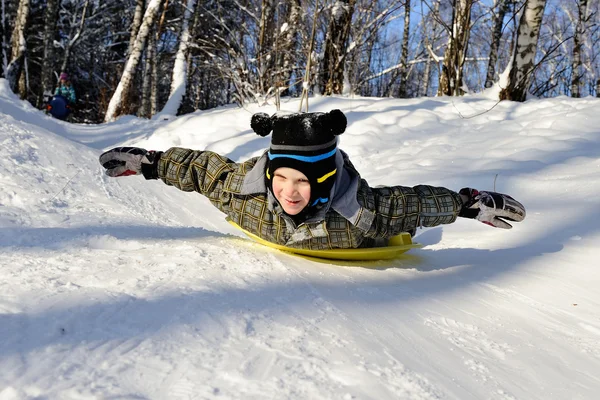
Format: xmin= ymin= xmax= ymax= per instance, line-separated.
xmin=149 ymin=29 xmax=159 ymax=116
xmin=485 ymin=0 xmax=510 ymax=88
xmin=397 ymin=0 xmax=411 ymax=97
xmin=138 ymin=29 xmax=155 ymax=118
xmin=331 ymin=0 xmax=404 ymax=96
xmin=129 ymin=0 xmax=146 ymax=55
xmin=277 ymin=0 xmax=302 ymax=95
xmin=161 ymin=0 xmax=197 ymax=115
xmin=320 ymin=0 xmax=357 ymax=95
xmin=571 ymin=0 xmax=589 ymax=97
xmin=104 ymin=0 xmax=162 ymax=122
xmin=438 ymin=0 xmax=474 ymax=96
xmin=258 ymin=0 xmax=276 ymax=95
xmin=59 ymin=0 xmax=90 ymax=74
xmin=6 ymin=0 xmax=30 ymax=97
xmin=187 ymin=1 xmax=270 ymax=106
xmin=39 ymin=0 xmax=59 ymax=106
xmin=1 ymin=0 xmax=8 ymax=76
xmin=299 ymin=0 xmax=320 ymax=111
xmin=421 ymin=0 xmax=442 ymax=96
xmin=591 ymin=0 xmax=600 ymax=96
xmin=500 ymin=0 xmax=548 ymax=101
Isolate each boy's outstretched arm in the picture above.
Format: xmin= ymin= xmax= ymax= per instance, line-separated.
xmin=363 ymin=183 xmax=525 ymax=238
xmin=99 ymin=146 xmax=252 ymax=215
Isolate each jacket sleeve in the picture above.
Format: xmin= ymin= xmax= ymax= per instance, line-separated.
xmin=155 ymin=147 xmax=250 ymax=215
xmin=360 ymin=182 xmax=464 ymax=238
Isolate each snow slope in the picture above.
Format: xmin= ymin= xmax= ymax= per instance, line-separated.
xmin=1 ymin=78 xmax=599 ymax=399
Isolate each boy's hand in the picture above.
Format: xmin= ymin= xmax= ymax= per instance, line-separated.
xmin=458 ymin=188 xmax=526 ymax=229
xmin=99 ymin=147 xmax=161 ymax=179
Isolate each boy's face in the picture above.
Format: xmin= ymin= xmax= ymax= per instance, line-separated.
xmin=272 ymin=167 xmax=311 ymax=215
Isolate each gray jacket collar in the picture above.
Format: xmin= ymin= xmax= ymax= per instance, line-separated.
xmin=240 ymin=150 xmax=374 ymax=232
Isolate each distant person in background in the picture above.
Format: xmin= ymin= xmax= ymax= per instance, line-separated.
xmin=55 ymin=72 xmax=76 ymax=106
xmin=47 ymin=72 xmax=77 ymax=121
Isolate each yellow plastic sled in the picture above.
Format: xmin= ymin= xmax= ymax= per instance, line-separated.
xmin=227 ymin=220 xmax=423 ymax=261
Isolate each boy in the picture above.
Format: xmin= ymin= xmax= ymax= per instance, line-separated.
xmin=99 ymin=110 xmax=525 ymax=249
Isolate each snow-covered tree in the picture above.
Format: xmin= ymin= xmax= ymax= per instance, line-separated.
xmin=499 ymin=0 xmax=548 ymax=101
xmin=571 ymin=0 xmax=589 ymax=97
xmin=1 ymin=0 xmax=9 ymax=77
xmin=420 ymin=0 xmax=443 ymax=97
xmin=160 ymin=0 xmax=197 ymax=116
xmin=438 ymin=0 xmax=474 ymax=96
xmin=39 ymin=0 xmax=60 ymax=106
xmin=320 ymin=0 xmax=357 ymax=95
xmin=6 ymin=0 xmax=30 ymax=97
xmin=1 ymin=0 xmax=598 ymax=121
xmin=397 ymin=0 xmax=411 ymax=98
xmin=128 ymin=0 xmax=145 ymax=56
xmin=139 ymin=24 xmax=156 ymax=119
xmin=58 ymin=0 xmax=90 ymax=75
xmin=485 ymin=0 xmax=511 ymax=88
xmin=592 ymin=0 xmax=600 ymax=96
xmin=258 ymin=0 xmax=276 ymax=96
xmin=329 ymin=0 xmax=404 ymax=97
xmin=104 ymin=0 xmax=162 ymax=122
xmin=277 ymin=0 xmax=301 ymax=96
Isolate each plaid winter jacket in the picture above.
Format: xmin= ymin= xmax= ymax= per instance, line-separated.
xmin=156 ymin=147 xmax=464 ymax=249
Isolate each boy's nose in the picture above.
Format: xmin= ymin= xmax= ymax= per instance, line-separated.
xmin=283 ymin=184 xmax=297 ymax=196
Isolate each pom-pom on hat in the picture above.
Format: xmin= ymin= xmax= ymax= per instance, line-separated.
xmin=250 ymin=110 xmax=347 ymax=209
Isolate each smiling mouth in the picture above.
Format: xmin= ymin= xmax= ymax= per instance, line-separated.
xmin=284 ymin=199 xmax=301 ymax=205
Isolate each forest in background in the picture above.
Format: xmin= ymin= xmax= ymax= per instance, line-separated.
xmin=2 ymin=0 xmax=599 ymax=123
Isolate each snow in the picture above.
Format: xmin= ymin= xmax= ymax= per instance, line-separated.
xmin=1 ymin=77 xmax=600 ymax=399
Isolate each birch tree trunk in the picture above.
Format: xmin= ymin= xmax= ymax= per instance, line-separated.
xmin=278 ymin=0 xmax=301 ymax=95
xmin=421 ymin=0 xmax=441 ymax=97
xmin=1 ymin=0 xmax=7 ymax=76
xmin=571 ymin=0 xmax=588 ymax=98
xmin=320 ymin=0 xmax=357 ymax=95
xmin=179 ymin=0 xmax=202 ymax=114
xmin=104 ymin=0 xmax=161 ymax=122
xmin=39 ymin=0 xmax=59 ymax=105
xmin=129 ymin=0 xmax=145 ymax=55
xmin=397 ymin=0 xmax=411 ymax=98
xmin=485 ymin=0 xmax=509 ymax=88
xmin=499 ymin=0 xmax=548 ymax=101
xmin=150 ymin=32 xmax=159 ymax=116
xmin=139 ymin=30 xmax=155 ymax=118
xmin=258 ymin=0 xmax=275 ymax=95
xmin=160 ymin=0 xmax=197 ymax=116
xmin=6 ymin=0 xmax=30 ymax=95
xmin=438 ymin=0 xmax=473 ymax=96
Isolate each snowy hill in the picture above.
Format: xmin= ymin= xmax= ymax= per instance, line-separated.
xmin=1 ymin=78 xmax=600 ymax=399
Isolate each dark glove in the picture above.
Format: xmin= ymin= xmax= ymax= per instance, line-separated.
xmin=99 ymin=147 xmax=162 ymax=179
xmin=458 ymin=188 xmax=526 ymax=229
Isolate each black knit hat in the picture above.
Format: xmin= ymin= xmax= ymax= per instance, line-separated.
xmin=251 ymin=110 xmax=347 ymax=208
